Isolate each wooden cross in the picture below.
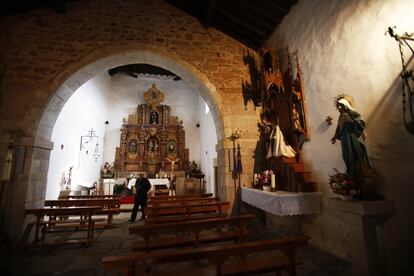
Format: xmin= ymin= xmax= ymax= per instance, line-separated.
xmin=166 ymin=158 xmax=179 ymax=172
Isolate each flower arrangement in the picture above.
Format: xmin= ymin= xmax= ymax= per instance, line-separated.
xmin=254 ymin=169 xmax=273 ymax=188
xmin=329 ymin=168 xmax=359 ymax=196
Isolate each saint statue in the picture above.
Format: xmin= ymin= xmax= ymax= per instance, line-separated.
xmin=331 ymin=95 xmax=374 ymax=179
xmin=149 ymin=111 xmax=158 ymax=125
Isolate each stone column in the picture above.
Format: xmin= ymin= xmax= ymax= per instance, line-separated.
xmin=327 ymin=199 xmax=395 ymax=276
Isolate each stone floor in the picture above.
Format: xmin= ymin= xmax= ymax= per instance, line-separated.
xmin=0 ymin=210 xmax=352 ymax=276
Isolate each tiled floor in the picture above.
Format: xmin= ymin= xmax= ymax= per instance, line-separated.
xmin=0 ymin=211 xmax=352 ymax=276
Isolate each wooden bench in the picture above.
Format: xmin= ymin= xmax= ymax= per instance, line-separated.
xmin=58 ymin=194 xmax=121 ymax=200
xmin=102 ymin=235 xmax=310 ymax=276
xmin=147 ymin=197 xmax=218 ymax=207
xmin=39 ymin=217 xmax=106 ymax=242
xmin=44 ymin=198 xmax=121 ymax=223
xmin=148 ymin=193 xmax=213 ymax=202
xmin=145 ymin=201 xmax=230 ymax=224
xmin=129 ymin=214 xmax=254 ymax=252
xmin=25 ymin=206 xmax=103 ymax=246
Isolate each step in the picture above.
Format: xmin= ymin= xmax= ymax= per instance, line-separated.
xmin=287 ymin=162 xmax=304 ymax=172
xmin=282 ymin=157 xmax=297 ymax=163
xmin=294 ymin=171 xmax=312 ymax=182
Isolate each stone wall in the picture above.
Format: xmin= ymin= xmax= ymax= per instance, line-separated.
xmin=0 ymin=0 xmax=258 ymax=243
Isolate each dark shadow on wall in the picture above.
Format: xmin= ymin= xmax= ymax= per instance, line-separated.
xmin=364 ymin=53 xmax=414 ymax=275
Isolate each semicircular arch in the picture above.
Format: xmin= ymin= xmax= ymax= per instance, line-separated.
xmin=37 ymin=42 xmax=224 ymax=143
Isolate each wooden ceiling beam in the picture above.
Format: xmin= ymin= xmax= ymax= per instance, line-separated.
xmin=216 ymin=8 xmax=268 ymax=38
xmin=239 ymin=1 xmax=284 ymax=25
xmin=220 ymin=2 xmax=275 ymax=32
xmin=261 ymin=0 xmax=290 ymax=14
xmin=203 ymin=0 xmax=218 ymax=27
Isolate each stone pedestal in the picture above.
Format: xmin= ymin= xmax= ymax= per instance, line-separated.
xmin=327 ymin=199 xmax=395 ymax=276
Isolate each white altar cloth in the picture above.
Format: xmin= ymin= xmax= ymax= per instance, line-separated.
xmin=241 ymin=187 xmax=321 ymax=216
xmin=149 ymin=178 xmax=170 ymax=187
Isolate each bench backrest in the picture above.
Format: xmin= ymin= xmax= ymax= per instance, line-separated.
xmin=147 ymin=197 xmax=218 ymax=207
xmin=58 ymin=194 xmax=121 ymax=199
xmin=44 ymin=198 xmax=120 ymax=209
xmin=148 ymin=193 xmax=213 ymax=201
xmin=145 ymin=201 xmax=229 ymax=217
xmin=102 ymin=235 xmax=310 ymax=275
xmin=129 ymin=214 xmax=255 ymax=236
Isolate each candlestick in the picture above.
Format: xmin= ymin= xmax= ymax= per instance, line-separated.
xmin=271 ymin=174 xmax=276 ymax=190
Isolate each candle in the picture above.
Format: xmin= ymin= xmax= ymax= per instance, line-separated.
xmin=271 ymin=174 xmax=276 ymax=190
xmin=156 ymin=174 xmax=159 ymax=179
xmin=164 ymin=173 xmax=167 ymax=178
xmin=253 ymin=174 xmax=257 ymax=185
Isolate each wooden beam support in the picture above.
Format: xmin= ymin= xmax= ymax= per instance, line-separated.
xmin=262 ymin=0 xmax=290 ymax=14
xmin=241 ymin=1 xmax=285 ymax=24
xmin=220 ymin=2 xmax=275 ymax=32
xmin=203 ymin=0 xmax=218 ymax=27
xmin=216 ymin=8 xmax=268 ymax=38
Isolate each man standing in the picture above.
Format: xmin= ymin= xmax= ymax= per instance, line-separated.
xmin=129 ymin=173 xmax=152 ymax=222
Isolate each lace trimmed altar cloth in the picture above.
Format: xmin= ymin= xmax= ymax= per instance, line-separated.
xmin=149 ymin=178 xmax=170 ymax=187
xmin=241 ymin=187 xmax=321 ymax=216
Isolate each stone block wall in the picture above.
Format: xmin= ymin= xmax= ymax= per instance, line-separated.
xmin=0 ymin=0 xmax=259 ymax=244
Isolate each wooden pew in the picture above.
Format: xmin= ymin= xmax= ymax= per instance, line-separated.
xmin=147 ymin=197 xmax=218 ymax=207
xmin=58 ymin=194 xmax=121 ymax=200
xmin=129 ymin=214 xmax=254 ymax=252
xmin=25 ymin=206 xmax=103 ymax=246
xmin=102 ymin=235 xmax=310 ymax=276
xmin=145 ymin=201 xmax=230 ymax=224
xmin=148 ymin=193 xmax=213 ymax=202
xmin=44 ymin=198 xmax=120 ymax=223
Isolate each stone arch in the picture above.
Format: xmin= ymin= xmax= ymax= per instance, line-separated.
xmin=37 ymin=42 xmax=224 ymax=143
xmin=7 ymin=44 xmax=230 ymax=244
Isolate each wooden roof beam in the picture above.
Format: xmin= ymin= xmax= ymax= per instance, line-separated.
xmin=261 ymin=0 xmax=290 ymax=14
xmin=220 ymin=2 xmax=275 ymax=32
xmin=239 ymin=1 xmax=285 ymax=24
xmin=203 ymin=0 xmax=218 ymax=27
xmin=216 ymin=8 xmax=268 ymax=38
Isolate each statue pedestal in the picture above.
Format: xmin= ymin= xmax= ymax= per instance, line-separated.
xmin=327 ymin=198 xmax=395 ymax=276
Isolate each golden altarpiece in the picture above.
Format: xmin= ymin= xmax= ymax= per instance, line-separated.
xmin=114 ymin=84 xmax=189 ymax=175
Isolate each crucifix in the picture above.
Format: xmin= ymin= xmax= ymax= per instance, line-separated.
xmin=166 ymin=157 xmax=179 ymax=196
xmin=166 ymin=158 xmax=179 ymax=173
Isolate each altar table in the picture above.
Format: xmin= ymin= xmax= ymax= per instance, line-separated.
xmin=149 ymin=178 xmax=170 ymax=187
xmin=241 ymin=187 xmax=321 ymax=216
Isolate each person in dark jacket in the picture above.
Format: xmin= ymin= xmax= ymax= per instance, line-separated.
xmin=129 ymin=173 xmax=152 ymax=222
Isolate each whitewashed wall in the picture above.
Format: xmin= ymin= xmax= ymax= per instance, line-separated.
xmin=198 ymin=99 xmax=218 ymax=194
xmin=268 ymin=0 xmax=414 ymax=274
xmin=46 ymin=72 xmax=218 ymax=199
xmin=46 ymin=76 xmax=108 ymax=199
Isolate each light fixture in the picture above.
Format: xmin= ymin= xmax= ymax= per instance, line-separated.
xmin=386 ymin=26 xmax=414 ymax=134
xmin=80 ymin=128 xmax=100 ymax=162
